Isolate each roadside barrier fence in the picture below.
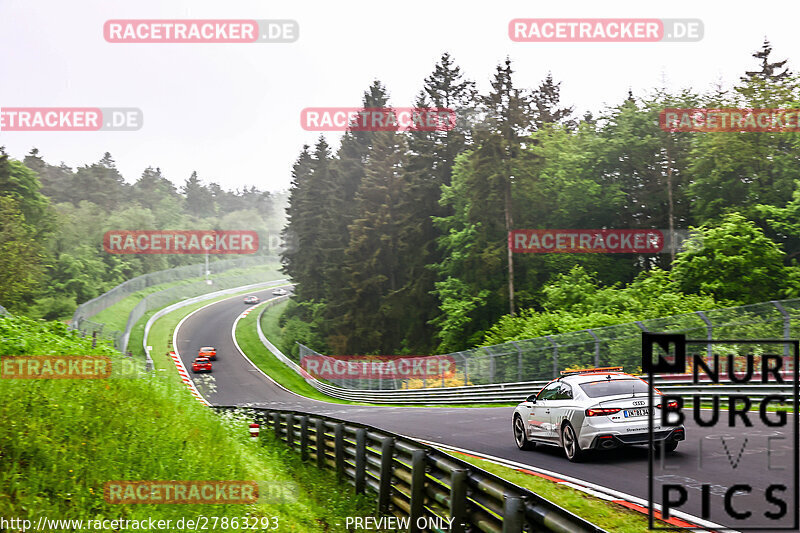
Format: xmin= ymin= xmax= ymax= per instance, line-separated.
xmin=215 ymin=405 xmax=606 ymax=533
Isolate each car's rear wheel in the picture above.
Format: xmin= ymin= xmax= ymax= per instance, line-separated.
xmin=513 ymin=416 xmax=535 ymax=450
xmin=561 ymin=423 xmax=584 ymax=462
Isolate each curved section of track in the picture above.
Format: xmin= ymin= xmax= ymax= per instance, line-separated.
xmin=175 ymin=290 xmax=794 ymax=530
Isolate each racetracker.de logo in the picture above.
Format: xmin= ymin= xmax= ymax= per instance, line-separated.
xmin=104 ymin=20 xmax=298 ymax=43
xmin=103 ymin=230 xmax=258 ymax=254
xmin=301 ymin=355 xmax=456 ymax=380
xmin=104 ymin=481 xmax=258 ymax=504
xmin=1 ymin=356 xmax=112 ymax=379
xmin=509 ymin=229 xmax=666 ymax=253
xmin=509 ymin=18 xmax=703 ymax=42
xmin=301 ymin=107 xmax=456 ymax=132
xmin=0 ymin=108 xmax=142 ymax=131
xmin=660 ymin=108 xmax=800 ymax=132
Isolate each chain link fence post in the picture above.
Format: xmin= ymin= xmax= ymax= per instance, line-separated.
xmin=511 ymin=341 xmax=523 ymax=381
xmin=586 ymin=329 xmax=600 ymax=367
xmin=695 ymin=311 xmax=713 ymax=363
xmin=771 ymin=301 xmax=792 ymax=359
xmin=545 ymin=335 xmax=558 ymax=378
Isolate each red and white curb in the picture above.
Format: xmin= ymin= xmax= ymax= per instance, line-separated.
xmin=167 ymin=350 xmax=210 ymax=406
xmin=414 ymin=439 xmax=732 ymax=533
xmin=240 ymin=305 xmax=259 ymax=318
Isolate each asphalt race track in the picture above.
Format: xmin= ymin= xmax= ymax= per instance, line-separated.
xmin=175 ymin=289 xmax=798 ymax=531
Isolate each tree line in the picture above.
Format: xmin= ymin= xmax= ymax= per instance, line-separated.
xmin=280 ymin=40 xmax=800 ymax=357
xmin=0 ymin=150 xmax=286 ymax=319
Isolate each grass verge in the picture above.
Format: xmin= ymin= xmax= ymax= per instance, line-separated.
xmin=0 ymin=314 xmax=392 ymax=532
xmin=446 ymin=450 xmax=661 ymax=533
xmin=235 ymin=301 xmax=364 ymax=405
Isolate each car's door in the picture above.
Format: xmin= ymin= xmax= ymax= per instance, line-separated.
xmin=529 ymin=381 xmax=561 ymax=442
xmin=547 ymin=382 xmax=574 ymax=440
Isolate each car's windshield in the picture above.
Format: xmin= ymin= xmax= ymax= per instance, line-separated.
xmin=579 ymin=378 xmax=650 ymax=398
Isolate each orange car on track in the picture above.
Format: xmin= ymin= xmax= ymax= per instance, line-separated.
xmin=198 ymin=346 xmax=217 ymax=360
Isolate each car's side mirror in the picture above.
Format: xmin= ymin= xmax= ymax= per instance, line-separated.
xmin=525 ymin=394 xmax=537 ymax=403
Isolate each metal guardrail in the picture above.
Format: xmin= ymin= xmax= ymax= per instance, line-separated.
xmin=215 ymin=405 xmax=607 ymax=533
xmin=254 ymin=305 xmax=796 ymax=404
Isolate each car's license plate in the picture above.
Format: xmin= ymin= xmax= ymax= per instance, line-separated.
xmin=623 ymin=408 xmax=649 ymax=417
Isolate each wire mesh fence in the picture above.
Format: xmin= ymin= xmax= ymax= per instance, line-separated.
xmin=71 ymin=256 xmax=280 ymax=353
xmin=297 ymin=298 xmax=800 ymax=390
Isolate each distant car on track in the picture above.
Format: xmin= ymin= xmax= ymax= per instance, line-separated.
xmin=272 ymin=288 xmax=288 ymax=296
xmin=512 ymin=367 xmax=685 ymax=462
xmin=191 ymin=357 xmax=212 ymax=373
xmin=198 ymin=346 xmax=217 ymax=360
xmin=244 ymin=295 xmax=260 ymax=304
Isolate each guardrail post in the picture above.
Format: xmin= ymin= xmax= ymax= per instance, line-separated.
xmin=300 ymin=415 xmax=309 ymax=461
xmin=315 ymin=419 xmax=326 ymax=469
xmin=449 ymin=469 xmax=467 ymax=533
xmin=502 ymin=496 xmax=524 ymax=533
xmin=545 ymin=336 xmax=558 ymax=378
xmin=586 ymin=329 xmax=600 ymax=367
xmin=771 ymin=301 xmax=792 ymax=359
xmin=409 ymin=449 xmax=427 ymax=533
xmin=285 ymin=413 xmax=294 ymax=449
xmin=257 ymin=414 xmax=268 ymax=446
xmin=355 ymin=428 xmax=367 ymax=494
xmin=272 ymin=412 xmax=281 ymax=439
xmin=334 ymin=423 xmax=345 ymax=478
xmin=92 ymin=331 xmax=97 ymax=348
xmin=378 ymin=437 xmax=394 ymax=514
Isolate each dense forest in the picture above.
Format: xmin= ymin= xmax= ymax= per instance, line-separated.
xmin=280 ymin=40 xmax=800 ymax=356
xmin=0 ymin=149 xmax=286 ymax=319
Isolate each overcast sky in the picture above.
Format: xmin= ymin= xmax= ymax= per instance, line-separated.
xmin=1 ymin=0 xmax=796 ymax=194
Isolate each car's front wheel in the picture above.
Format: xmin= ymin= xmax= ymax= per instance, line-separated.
xmin=561 ymin=423 xmax=584 ymax=462
xmin=513 ymin=415 xmax=535 ymax=450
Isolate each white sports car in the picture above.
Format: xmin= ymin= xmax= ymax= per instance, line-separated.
xmin=512 ymin=367 xmax=685 ymax=461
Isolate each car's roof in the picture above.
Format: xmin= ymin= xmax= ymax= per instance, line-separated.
xmin=200 ymin=346 xmax=215 ymax=350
